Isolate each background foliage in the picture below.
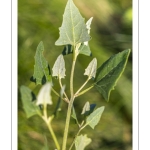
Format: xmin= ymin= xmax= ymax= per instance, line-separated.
xmin=18 ymin=0 xmax=132 ymax=149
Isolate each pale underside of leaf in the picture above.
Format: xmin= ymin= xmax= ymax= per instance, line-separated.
xmin=75 ymin=134 xmax=92 ymax=150
xmin=36 ymin=82 xmax=53 ymax=106
xmin=94 ymin=49 xmax=130 ymax=101
xmin=84 ymin=58 xmax=97 ymax=78
xmin=55 ymin=0 xmax=90 ymax=46
xmin=32 ymin=41 xmax=51 ymax=85
xmin=86 ymin=106 xmax=105 ymax=129
xmin=81 ymin=101 xmax=90 ymax=115
xmin=52 ymin=54 xmax=66 ymax=79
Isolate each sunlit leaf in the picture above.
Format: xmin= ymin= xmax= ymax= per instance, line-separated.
xmin=52 ymin=54 xmax=66 ymax=79
xmin=75 ymin=134 xmax=92 ymax=150
xmin=55 ymin=0 xmax=90 ymax=46
xmin=81 ymin=101 xmax=90 ymax=115
xmin=31 ymin=41 xmax=52 ymax=85
xmin=36 ymin=82 xmax=53 ymax=106
xmin=81 ymin=102 xmax=96 ymax=116
xmin=20 ymin=85 xmax=41 ymax=118
xmin=94 ymin=49 xmax=131 ymax=101
xmin=84 ymin=58 xmax=97 ymax=79
xmin=86 ymin=106 xmax=105 ymax=129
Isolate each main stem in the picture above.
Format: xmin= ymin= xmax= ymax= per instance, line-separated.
xmin=62 ymin=51 xmax=77 ymax=150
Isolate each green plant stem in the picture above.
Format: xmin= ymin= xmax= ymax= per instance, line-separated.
xmin=75 ymin=77 xmax=90 ymax=97
xmin=42 ymin=104 xmax=60 ymax=150
xmin=62 ymin=97 xmax=74 ymax=150
xmin=76 ymin=84 xmax=94 ymax=97
xmin=59 ymin=77 xmax=69 ymax=102
xmin=52 ymin=87 xmax=69 ymax=103
xmin=62 ymin=50 xmax=77 ymax=150
xmin=46 ymin=121 xmax=60 ymax=150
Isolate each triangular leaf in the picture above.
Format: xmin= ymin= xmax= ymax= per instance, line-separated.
xmin=84 ymin=58 xmax=97 ymax=79
xmin=86 ymin=106 xmax=105 ymax=129
xmin=32 ymin=41 xmax=52 ymax=85
xmin=52 ymin=54 xmax=66 ymax=79
xmin=81 ymin=102 xmax=96 ymax=117
xmin=81 ymin=101 xmax=90 ymax=115
xmin=79 ymin=43 xmax=92 ymax=56
xmin=55 ymin=0 xmax=90 ymax=46
xmin=94 ymin=49 xmax=131 ymax=101
xmin=20 ymin=85 xmax=41 ymax=118
xmin=75 ymin=134 xmax=91 ymax=150
xmin=36 ymin=82 xmax=53 ymax=106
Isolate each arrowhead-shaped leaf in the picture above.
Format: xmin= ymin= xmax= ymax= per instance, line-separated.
xmin=55 ymin=0 xmax=90 ymax=46
xmin=75 ymin=134 xmax=91 ymax=150
xmin=79 ymin=43 xmax=92 ymax=56
xmin=31 ymin=41 xmax=52 ymax=85
xmin=84 ymin=58 xmax=97 ymax=79
xmin=36 ymin=82 xmax=53 ymax=106
xmin=52 ymin=54 xmax=66 ymax=79
xmin=86 ymin=106 xmax=105 ymax=129
xmin=81 ymin=101 xmax=90 ymax=115
xmin=94 ymin=49 xmax=131 ymax=101
xmin=20 ymin=85 xmax=41 ymax=118
xmin=81 ymin=102 xmax=96 ymax=117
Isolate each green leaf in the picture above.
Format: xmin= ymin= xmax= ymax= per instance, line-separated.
xmin=81 ymin=101 xmax=90 ymax=115
xmin=94 ymin=49 xmax=131 ymax=101
xmin=86 ymin=106 xmax=105 ymax=129
xmin=55 ymin=0 xmax=90 ymax=46
xmin=52 ymin=54 xmax=66 ymax=79
xmin=81 ymin=102 xmax=96 ymax=116
xmin=20 ymin=85 xmax=41 ymax=118
xmin=84 ymin=58 xmax=97 ymax=79
xmin=79 ymin=43 xmax=92 ymax=56
xmin=71 ymin=106 xmax=78 ymax=122
xmin=31 ymin=41 xmax=52 ymax=85
xmin=75 ymin=134 xmax=91 ymax=150
xmin=36 ymin=82 xmax=53 ymax=106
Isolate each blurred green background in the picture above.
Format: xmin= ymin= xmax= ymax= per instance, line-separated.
xmin=18 ymin=0 xmax=132 ymax=150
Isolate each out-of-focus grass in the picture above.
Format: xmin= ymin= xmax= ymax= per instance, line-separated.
xmin=18 ymin=0 xmax=132 ymax=150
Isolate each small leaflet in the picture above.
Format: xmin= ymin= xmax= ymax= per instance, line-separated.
xmin=81 ymin=101 xmax=90 ymax=115
xmin=75 ymin=134 xmax=92 ymax=150
xmin=86 ymin=106 xmax=105 ymax=129
xmin=52 ymin=54 xmax=66 ymax=79
xmin=36 ymin=82 xmax=53 ymax=106
xmin=84 ymin=58 xmax=97 ymax=79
